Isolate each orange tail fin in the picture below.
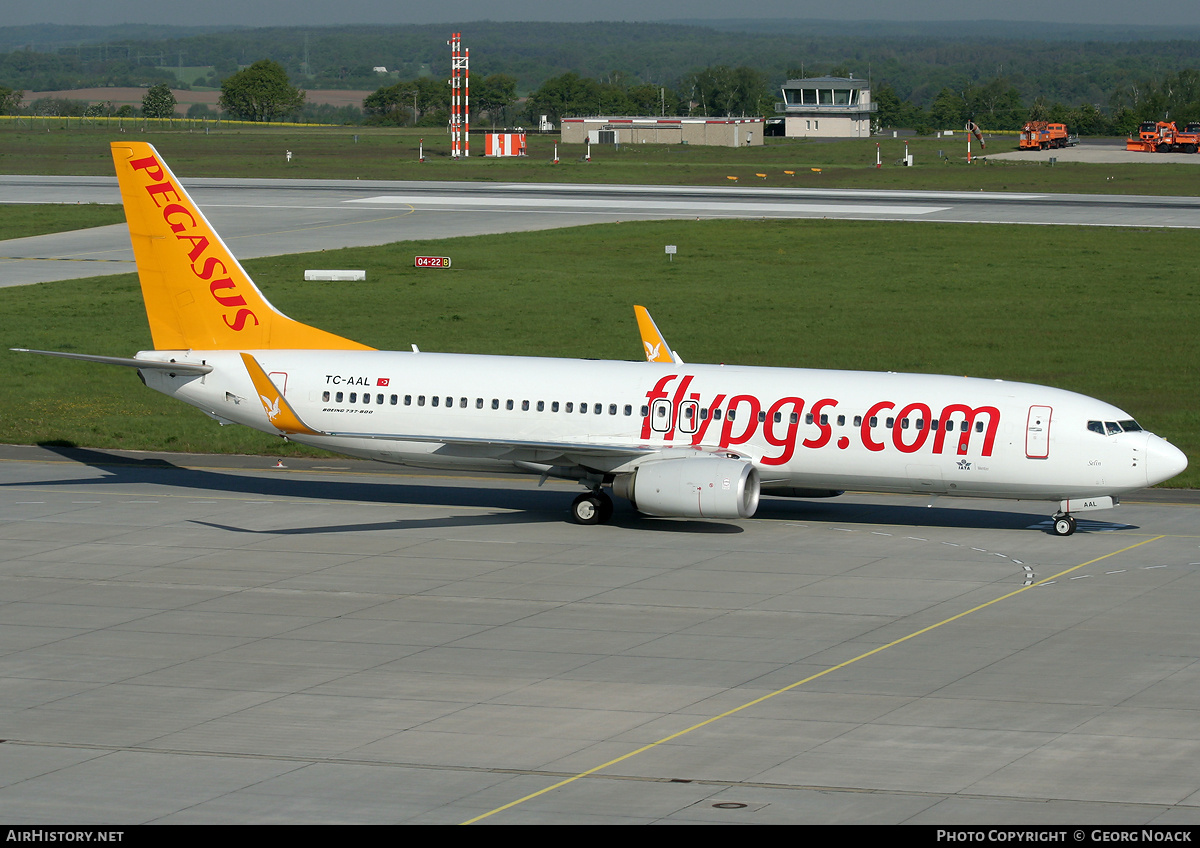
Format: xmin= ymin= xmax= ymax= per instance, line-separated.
xmin=111 ymin=141 xmax=373 ymax=352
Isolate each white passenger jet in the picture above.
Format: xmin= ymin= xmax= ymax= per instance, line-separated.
xmin=14 ymin=143 xmax=1189 ymax=534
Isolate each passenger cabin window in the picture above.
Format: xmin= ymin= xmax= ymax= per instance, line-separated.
xmin=336 ymin=392 xmax=344 ymax=403
xmin=322 ymin=391 xmax=330 ymax=402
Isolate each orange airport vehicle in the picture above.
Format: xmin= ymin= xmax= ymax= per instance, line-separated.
xmin=1127 ymin=121 xmax=1199 ymax=153
xmin=1019 ymin=121 xmax=1069 ymax=150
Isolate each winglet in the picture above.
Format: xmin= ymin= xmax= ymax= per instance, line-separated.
xmin=240 ymin=353 xmax=323 ymax=435
xmin=634 ymin=305 xmax=682 ymax=364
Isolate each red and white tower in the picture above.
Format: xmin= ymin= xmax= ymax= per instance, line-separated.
xmin=449 ymin=33 xmax=470 ymax=158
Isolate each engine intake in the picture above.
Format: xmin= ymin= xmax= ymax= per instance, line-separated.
xmin=613 ymin=456 xmax=760 ymax=519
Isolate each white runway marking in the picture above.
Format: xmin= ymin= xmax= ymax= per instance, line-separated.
xmin=347 ymin=195 xmax=952 ymax=216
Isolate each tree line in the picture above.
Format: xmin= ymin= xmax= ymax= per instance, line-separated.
xmin=2 ymin=20 xmax=1200 ymax=116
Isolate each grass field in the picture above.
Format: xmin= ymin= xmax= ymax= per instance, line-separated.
xmin=0 ymin=204 xmax=126 ymax=241
xmin=1 ymin=123 xmax=1198 ymax=196
xmin=1 ymin=218 xmax=1197 ymax=487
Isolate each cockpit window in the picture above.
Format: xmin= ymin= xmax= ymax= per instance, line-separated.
xmin=1087 ymin=421 xmax=1105 ymax=435
xmin=1105 ymin=421 xmax=1122 ymax=435
xmin=1119 ymin=419 xmax=1142 ymax=432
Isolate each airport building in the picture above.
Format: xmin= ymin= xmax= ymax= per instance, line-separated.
xmin=560 ymin=116 xmax=765 ymax=147
xmin=776 ymin=76 xmax=876 ymax=138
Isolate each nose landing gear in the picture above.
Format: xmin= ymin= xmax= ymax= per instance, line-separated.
xmin=1052 ymin=513 xmax=1078 ymax=536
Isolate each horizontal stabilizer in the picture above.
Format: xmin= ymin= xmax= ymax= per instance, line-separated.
xmin=11 ymin=348 xmax=212 ymax=375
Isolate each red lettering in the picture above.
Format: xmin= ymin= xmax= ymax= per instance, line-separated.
xmin=933 ymin=404 xmax=1000 ymax=456
xmin=191 ymin=256 xmax=227 ymax=281
xmin=129 ymin=155 xmax=165 ymax=182
xmin=177 ymin=234 xmax=210 ymax=264
xmin=663 ymin=375 xmax=694 ymax=440
xmin=761 ymin=397 xmax=804 ymax=466
xmin=690 ymin=394 xmax=727 ymax=445
xmin=641 ymin=375 xmax=677 ymax=439
xmin=145 ymin=181 xmax=181 ymax=208
xmin=223 ymin=309 xmax=259 ymax=332
xmin=892 ymin=402 xmax=932 ymax=453
xmin=861 ymin=401 xmax=895 ymax=452
xmin=801 ymin=398 xmax=837 ymax=449
xmin=719 ymin=395 xmax=761 ymax=448
xmin=162 ymin=204 xmax=196 ymax=234
xmin=209 ymin=279 xmax=247 ymax=308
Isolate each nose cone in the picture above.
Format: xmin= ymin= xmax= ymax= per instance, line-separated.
xmin=1146 ymin=435 xmax=1188 ymax=486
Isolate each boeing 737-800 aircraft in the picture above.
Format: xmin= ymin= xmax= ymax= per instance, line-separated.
xmin=14 ymin=143 xmax=1189 ymax=534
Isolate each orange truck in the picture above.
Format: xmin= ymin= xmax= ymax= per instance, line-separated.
xmin=1019 ymin=121 xmax=1069 ymax=150
xmin=1127 ymin=121 xmax=1200 ymax=153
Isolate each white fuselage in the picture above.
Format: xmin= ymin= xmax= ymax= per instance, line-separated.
xmin=136 ymin=349 xmax=1186 ymax=504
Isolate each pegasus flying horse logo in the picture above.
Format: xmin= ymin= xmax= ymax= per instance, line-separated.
xmin=259 ymin=393 xmax=283 ymax=425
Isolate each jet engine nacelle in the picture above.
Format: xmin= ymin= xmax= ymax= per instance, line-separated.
xmin=613 ymin=456 xmax=761 ymax=519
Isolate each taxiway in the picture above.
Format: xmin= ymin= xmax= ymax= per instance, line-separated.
xmin=1 ymin=445 xmax=1198 ymax=824
xmin=4 ymin=176 xmax=1200 ymax=286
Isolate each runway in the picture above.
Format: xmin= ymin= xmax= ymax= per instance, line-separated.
xmin=4 ymin=175 xmax=1200 ymax=286
xmin=1 ymin=444 xmax=1198 ymax=824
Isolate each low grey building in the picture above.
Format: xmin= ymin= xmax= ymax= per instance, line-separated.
xmin=561 ymin=116 xmax=765 ymax=147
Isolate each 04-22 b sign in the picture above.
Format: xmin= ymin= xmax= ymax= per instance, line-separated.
xmin=414 ymin=256 xmax=451 ymax=268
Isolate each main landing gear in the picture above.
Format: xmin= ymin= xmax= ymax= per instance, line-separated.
xmin=1052 ymin=513 xmax=1078 ymax=536
xmin=571 ymin=489 xmax=614 ymax=525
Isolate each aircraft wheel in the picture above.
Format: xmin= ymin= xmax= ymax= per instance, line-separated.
xmin=1053 ymin=515 xmax=1077 ymax=536
xmin=571 ymin=493 xmax=603 ymax=525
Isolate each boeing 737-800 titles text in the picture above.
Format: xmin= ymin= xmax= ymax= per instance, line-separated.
xmin=13 ymin=143 xmax=1188 ymax=535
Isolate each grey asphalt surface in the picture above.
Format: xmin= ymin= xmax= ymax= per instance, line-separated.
xmin=4 ymin=171 xmax=1200 ymax=287
xmin=3 ymin=159 xmax=1199 ymax=824
xmin=1 ymin=443 xmax=1198 ymax=824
